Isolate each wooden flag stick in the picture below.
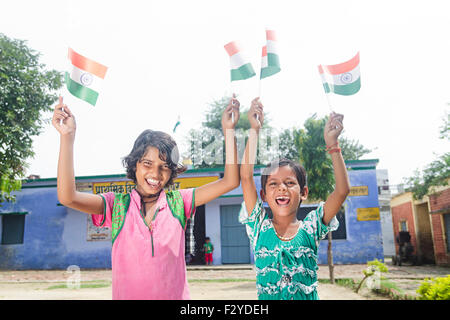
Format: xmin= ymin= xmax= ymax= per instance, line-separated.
xmin=325 ymin=92 xmax=334 ymax=113
xmin=230 ymin=81 xmax=235 ymax=123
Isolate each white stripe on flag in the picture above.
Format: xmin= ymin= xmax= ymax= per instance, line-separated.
xmin=266 ymin=40 xmax=278 ymax=55
xmin=321 ymin=65 xmax=360 ymax=86
xmin=261 ymin=56 xmax=268 ymax=68
xmin=69 ymin=65 xmax=103 ymax=93
xmin=229 ymin=52 xmax=250 ymax=69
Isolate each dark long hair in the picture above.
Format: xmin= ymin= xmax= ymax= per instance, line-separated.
xmin=122 ymin=129 xmax=187 ymax=186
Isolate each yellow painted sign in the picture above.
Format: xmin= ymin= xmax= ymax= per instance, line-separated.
xmin=92 ymin=176 xmax=219 ymax=194
xmin=167 ymin=176 xmax=219 ymax=191
xmin=88 ymin=176 xmax=219 ymax=241
xmin=356 ymin=207 xmax=380 ymax=221
xmin=92 ymin=181 xmax=135 ymax=194
xmin=349 ymin=186 xmax=369 ymax=197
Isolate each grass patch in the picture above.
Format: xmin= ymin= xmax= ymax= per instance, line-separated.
xmin=319 ymin=278 xmax=357 ymax=289
xmin=319 ymin=277 xmax=416 ymax=300
xmin=45 ymin=280 xmax=111 ymax=290
xmin=373 ymin=280 xmax=417 ymax=300
xmin=379 ymin=279 xmax=404 ymax=294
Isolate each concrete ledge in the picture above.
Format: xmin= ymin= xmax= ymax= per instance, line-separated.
xmin=187 ymin=264 xmax=254 ymax=271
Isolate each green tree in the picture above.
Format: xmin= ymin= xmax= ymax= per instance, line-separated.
xmin=277 ymin=129 xmax=372 ymax=162
xmin=277 ymin=128 xmax=301 ymax=161
xmin=201 ymin=95 xmax=253 ymax=132
xmin=405 ymin=153 xmax=450 ymax=199
xmin=404 ymin=114 xmax=450 ymax=199
xmin=185 ymin=95 xmax=273 ymax=168
xmin=339 ymin=137 xmax=372 ymax=160
xmin=294 ymin=113 xmax=350 ymax=284
xmin=295 ymin=114 xmax=334 ymax=201
xmin=0 ymin=33 xmax=63 ymax=203
xmin=439 ymin=109 xmax=449 ymax=140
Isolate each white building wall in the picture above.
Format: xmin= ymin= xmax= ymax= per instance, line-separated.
xmin=376 ymin=169 xmax=396 ymax=257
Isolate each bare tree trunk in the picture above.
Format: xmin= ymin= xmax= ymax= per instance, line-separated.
xmin=355 ymin=275 xmax=369 ymax=293
xmin=327 ymin=232 xmax=335 ymax=284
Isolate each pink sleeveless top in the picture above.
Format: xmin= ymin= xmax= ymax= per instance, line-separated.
xmin=92 ymin=188 xmax=196 ymax=300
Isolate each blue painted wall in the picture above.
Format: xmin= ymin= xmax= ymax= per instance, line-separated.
xmin=317 ymin=168 xmax=384 ymax=264
xmin=0 ymin=187 xmax=111 ymax=270
xmin=0 ymin=162 xmax=384 ymax=269
xmin=219 ymin=164 xmax=384 ymax=264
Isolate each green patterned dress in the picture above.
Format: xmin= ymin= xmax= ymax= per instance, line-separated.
xmin=239 ymin=198 xmax=339 ymax=300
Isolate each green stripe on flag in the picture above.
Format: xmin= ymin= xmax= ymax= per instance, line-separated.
xmin=173 ymin=121 xmax=181 ymax=133
xmin=260 ymin=67 xmax=280 ymax=79
xmin=260 ymin=53 xmax=280 ymax=79
xmin=325 ymin=77 xmax=361 ymax=96
xmin=65 ymin=72 xmax=99 ymax=106
xmin=230 ymin=63 xmax=256 ymax=81
xmin=267 ymin=53 xmax=280 ymax=68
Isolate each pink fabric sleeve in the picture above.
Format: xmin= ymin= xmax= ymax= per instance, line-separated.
xmin=91 ymin=192 xmax=115 ymax=228
xmin=179 ymin=188 xmax=196 ymax=220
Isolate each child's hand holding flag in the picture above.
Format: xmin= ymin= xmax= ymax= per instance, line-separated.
xmin=222 ymin=94 xmax=240 ymax=132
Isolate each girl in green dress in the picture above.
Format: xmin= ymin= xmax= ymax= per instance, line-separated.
xmin=239 ymin=98 xmax=350 ymax=300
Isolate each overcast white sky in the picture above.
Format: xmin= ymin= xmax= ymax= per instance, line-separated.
xmin=1 ymin=0 xmax=449 ymax=186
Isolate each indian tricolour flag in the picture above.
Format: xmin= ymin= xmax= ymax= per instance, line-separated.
xmin=65 ymin=48 xmax=108 ymax=106
xmin=173 ymin=116 xmax=181 ymax=133
xmin=260 ymin=30 xmax=280 ymax=79
xmin=224 ymin=41 xmax=256 ymax=81
xmin=318 ymin=52 xmax=361 ymax=96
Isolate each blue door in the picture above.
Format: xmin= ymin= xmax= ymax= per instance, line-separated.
xmin=220 ymin=205 xmax=250 ymax=264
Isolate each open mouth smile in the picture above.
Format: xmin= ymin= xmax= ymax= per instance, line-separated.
xmin=146 ymin=178 xmax=161 ymax=189
xmin=275 ymin=196 xmax=290 ymax=206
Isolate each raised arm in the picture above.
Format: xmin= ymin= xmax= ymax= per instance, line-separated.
xmin=323 ymin=112 xmax=350 ymax=225
xmin=240 ymin=97 xmax=264 ymax=216
xmin=52 ymin=97 xmax=104 ymax=215
xmin=194 ymin=96 xmax=240 ymax=207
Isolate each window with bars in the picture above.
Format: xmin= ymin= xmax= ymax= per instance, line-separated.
xmin=1 ymin=213 xmax=27 ymax=245
xmin=399 ymin=220 xmax=408 ymax=232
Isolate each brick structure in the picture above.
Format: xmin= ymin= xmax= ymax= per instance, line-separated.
xmin=428 ymin=188 xmax=450 ymax=265
xmin=391 ymin=200 xmax=417 ymax=256
xmin=390 ymin=185 xmax=450 ymax=266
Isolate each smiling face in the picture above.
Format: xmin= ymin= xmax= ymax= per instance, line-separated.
xmin=135 ymin=146 xmax=172 ymax=197
xmin=260 ymin=165 xmax=308 ymax=218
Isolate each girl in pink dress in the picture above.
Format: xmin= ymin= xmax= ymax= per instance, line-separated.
xmin=52 ymin=96 xmax=241 ymax=299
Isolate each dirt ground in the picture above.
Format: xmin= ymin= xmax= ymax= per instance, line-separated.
xmin=0 ymin=259 xmax=448 ymax=300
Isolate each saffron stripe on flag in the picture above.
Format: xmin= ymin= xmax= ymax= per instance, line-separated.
xmin=68 ymin=48 xmax=108 ymax=79
xmin=266 ymin=30 xmax=277 ymax=41
xmin=65 ymin=72 xmax=99 ymax=106
xmin=320 ymin=52 xmax=360 ymax=75
xmin=224 ymin=41 xmax=241 ymax=57
xmin=261 ymin=46 xmax=268 ymax=68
